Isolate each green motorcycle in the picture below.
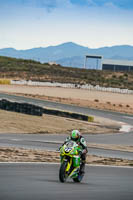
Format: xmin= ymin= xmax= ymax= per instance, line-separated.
xmin=59 ymin=140 xmax=84 ymax=183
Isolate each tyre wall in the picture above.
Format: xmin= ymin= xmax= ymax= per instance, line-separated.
xmin=0 ymin=99 xmax=94 ymax=122
xmin=0 ymin=99 xmax=43 ymax=116
xmin=43 ymin=107 xmax=94 ymax=122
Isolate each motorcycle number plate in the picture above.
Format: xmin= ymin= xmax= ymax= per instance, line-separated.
xmin=65 ymin=147 xmax=72 ymax=153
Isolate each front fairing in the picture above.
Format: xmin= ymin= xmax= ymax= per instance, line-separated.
xmin=60 ymin=141 xmax=81 ymax=157
xmin=60 ymin=141 xmax=81 ymax=176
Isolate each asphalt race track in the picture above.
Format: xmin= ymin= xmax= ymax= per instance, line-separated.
xmin=0 ymin=163 xmax=133 ymax=200
xmin=0 ymin=134 xmax=133 ymax=160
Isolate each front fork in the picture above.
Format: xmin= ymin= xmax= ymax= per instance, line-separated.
xmin=60 ymin=156 xmax=72 ymax=173
xmin=60 ymin=156 xmax=80 ymax=178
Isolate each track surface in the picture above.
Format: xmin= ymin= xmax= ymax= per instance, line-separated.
xmin=0 ymin=134 xmax=133 ymax=160
xmin=0 ymin=163 xmax=133 ymax=200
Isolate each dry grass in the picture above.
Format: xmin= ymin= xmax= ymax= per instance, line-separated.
xmin=0 ymin=147 xmax=132 ymax=166
xmin=0 ymin=110 xmax=118 ymax=134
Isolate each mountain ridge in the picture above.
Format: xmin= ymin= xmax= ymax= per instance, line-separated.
xmin=0 ymin=42 xmax=133 ymax=68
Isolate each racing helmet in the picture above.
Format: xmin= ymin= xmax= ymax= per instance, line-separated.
xmin=71 ymin=130 xmax=80 ymax=141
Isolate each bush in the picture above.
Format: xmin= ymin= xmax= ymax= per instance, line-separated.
xmin=94 ymin=99 xmax=99 ymax=102
xmin=112 ymin=75 xmax=116 ymax=78
xmin=124 ymin=73 xmax=128 ymax=77
xmin=126 ymin=105 xmax=130 ymax=107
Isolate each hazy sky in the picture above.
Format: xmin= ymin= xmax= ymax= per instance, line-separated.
xmin=0 ymin=0 xmax=133 ymax=49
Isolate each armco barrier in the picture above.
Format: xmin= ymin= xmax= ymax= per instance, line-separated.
xmin=0 ymin=99 xmax=43 ymax=116
xmin=0 ymin=99 xmax=94 ymax=122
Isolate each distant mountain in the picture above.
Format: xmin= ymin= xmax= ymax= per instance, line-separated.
xmin=0 ymin=42 xmax=133 ymax=68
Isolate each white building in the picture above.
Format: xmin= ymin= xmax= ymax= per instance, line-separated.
xmin=84 ymin=55 xmax=133 ymax=71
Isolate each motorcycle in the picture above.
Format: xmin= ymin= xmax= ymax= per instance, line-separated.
xmin=59 ymin=140 xmax=84 ymax=183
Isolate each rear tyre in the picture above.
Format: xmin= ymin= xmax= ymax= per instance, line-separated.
xmin=73 ymin=173 xmax=84 ymax=183
xmin=59 ymin=162 xmax=68 ymax=183
xmin=73 ymin=165 xmax=85 ymax=183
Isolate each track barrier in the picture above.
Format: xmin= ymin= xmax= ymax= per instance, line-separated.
xmin=0 ymin=79 xmax=11 ymax=85
xmin=0 ymin=99 xmax=43 ymax=116
xmin=0 ymin=99 xmax=94 ymax=122
xmin=11 ymin=80 xmax=133 ymax=94
xmin=42 ymin=107 xmax=94 ymax=122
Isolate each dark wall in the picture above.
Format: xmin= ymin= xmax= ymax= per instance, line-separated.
xmin=102 ymin=64 xmax=133 ymax=71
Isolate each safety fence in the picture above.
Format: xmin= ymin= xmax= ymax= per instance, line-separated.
xmin=0 ymin=99 xmax=94 ymax=122
xmin=11 ymin=80 xmax=133 ymax=94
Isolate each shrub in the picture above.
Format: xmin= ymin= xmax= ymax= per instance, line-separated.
xmin=94 ymin=99 xmax=99 ymax=102
xmin=112 ymin=75 xmax=116 ymax=78
xmin=126 ymin=105 xmax=130 ymax=108
xmin=124 ymin=73 xmax=128 ymax=77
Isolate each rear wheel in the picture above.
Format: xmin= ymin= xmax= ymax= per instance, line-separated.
xmin=59 ymin=162 xmax=68 ymax=183
xmin=73 ymin=164 xmax=85 ymax=183
xmin=73 ymin=173 xmax=84 ymax=183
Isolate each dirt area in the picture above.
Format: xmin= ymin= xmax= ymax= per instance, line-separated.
xmin=0 ymin=147 xmax=132 ymax=166
xmin=0 ymin=85 xmax=133 ymax=114
xmin=0 ymin=110 xmax=119 ymax=134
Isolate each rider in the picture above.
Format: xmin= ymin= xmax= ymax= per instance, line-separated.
xmin=64 ymin=130 xmax=88 ymax=174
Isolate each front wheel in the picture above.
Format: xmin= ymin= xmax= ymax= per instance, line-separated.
xmin=59 ymin=162 xmax=68 ymax=183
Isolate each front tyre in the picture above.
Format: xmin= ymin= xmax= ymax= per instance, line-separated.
xmin=59 ymin=162 xmax=68 ymax=183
